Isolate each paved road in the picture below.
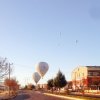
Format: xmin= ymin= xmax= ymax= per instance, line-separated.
xmin=12 ymin=90 xmax=68 ymax=100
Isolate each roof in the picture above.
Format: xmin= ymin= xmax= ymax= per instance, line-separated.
xmin=86 ymin=66 xmax=100 ymax=68
xmin=72 ymin=66 xmax=100 ymax=73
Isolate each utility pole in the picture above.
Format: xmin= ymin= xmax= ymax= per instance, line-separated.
xmin=8 ymin=63 xmax=10 ymax=97
xmin=75 ymin=72 xmax=76 ymax=91
xmin=8 ymin=63 xmax=13 ymax=97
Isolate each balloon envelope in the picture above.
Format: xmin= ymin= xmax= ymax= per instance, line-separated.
xmin=33 ymin=72 xmax=41 ymax=84
xmin=36 ymin=62 xmax=49 ymax=77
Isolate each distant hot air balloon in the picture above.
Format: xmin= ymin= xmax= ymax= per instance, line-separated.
xmin=33 ymin=72 xmax=41 ymax=84
xmin=35 ymin=62 xmax=49 ymax=78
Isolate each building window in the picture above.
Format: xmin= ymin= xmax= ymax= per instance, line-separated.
xmin=88 ymin=71 xmax=100 ymax=76
xmin=93 ymin=72 xmax=99 ymax=76
xmin=82 ymin=73 xmax=84 ymax=77
xmin=79 ymin=73 xmax=80 ymax=77
xmin=88 ymin=72 xmax=93 ymax=76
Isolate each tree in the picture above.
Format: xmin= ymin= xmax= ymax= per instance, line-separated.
xmin=24 ymin=85 xmax=28 ymax=89
xmin=47 ymin=79 xmax=53 ymax=89
xmin=67 ymin=81 xmax=72 ymax=89
xmin=4 ymin=78 xmax=19 ymax=92
xmin=27 ymin=84 xmax=35 ymax=90
xmin=47 ymin=79 xmax=54 ymax=93
xmin=53 ymin=70 xmax=67 ymax=93
xmin=0 ymin=57 xmax=12 ymax=80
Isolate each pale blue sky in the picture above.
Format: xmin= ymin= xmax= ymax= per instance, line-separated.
xmin=0 ymin=0 xmax=100 ymax=86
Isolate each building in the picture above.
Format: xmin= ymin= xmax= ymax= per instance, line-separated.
xmin=0 ymin=82 xmax=5 ymax=90
xmin=37 ymin=84 xmax=48 ymax=90
xmin=72 ymin=66 xmax=100 ymax=90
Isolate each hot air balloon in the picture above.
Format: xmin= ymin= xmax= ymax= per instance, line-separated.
xmin=33 ymin=72 xmax=41 ymax=84
xmin=35 ymin=62 xmax=49 ymax=78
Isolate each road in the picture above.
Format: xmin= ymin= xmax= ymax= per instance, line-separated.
xmin=12 ymin=90 xmax=68 ymax=100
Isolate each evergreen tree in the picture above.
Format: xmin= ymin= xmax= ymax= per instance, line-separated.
xmin=54 ymin=70 xmax=67 ymax=92
xmin=47 ymin=78 xmax=54 ymax=93
xmin=47 ymin=79 xmax=53 ymax=89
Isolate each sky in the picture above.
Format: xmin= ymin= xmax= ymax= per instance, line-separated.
xmin=0 ymin=0 xmax=100 ymax=86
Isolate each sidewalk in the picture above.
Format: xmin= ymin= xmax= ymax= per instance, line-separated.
xmin=44 ymin=93 xmax=84 ymax=100
xmin=0 ymin=92 xmax=17 ymax=100
xmin=0 ymin=95 xmax=17 ymax=100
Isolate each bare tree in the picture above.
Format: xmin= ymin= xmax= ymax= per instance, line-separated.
xmin=0 ymin=57 xmax=12 ymax=79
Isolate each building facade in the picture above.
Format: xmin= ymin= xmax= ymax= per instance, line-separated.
xmin=72 ymin=66 xmax=100 ymax=90
xmin=37 ymin=84 xmax=48 ymax=90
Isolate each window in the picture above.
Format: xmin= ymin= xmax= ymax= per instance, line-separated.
xmin=88 ymin=71 xmax=100 ymax=76
xmin=93 ymin=72 xmax=99 ymax=76
xmin=88 ymin=72 xmax=93 ymax=76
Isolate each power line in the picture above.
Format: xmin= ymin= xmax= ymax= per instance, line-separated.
xmin=14 ymin=63 xmax=33 ymax=68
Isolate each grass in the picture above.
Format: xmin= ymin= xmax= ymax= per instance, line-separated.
xmin=66 ymin=95 xmax=100 ymax=100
